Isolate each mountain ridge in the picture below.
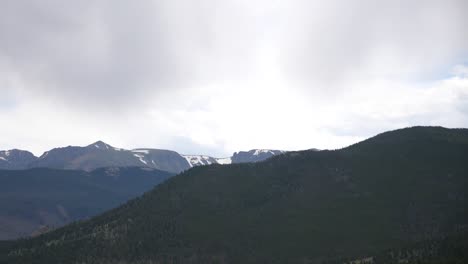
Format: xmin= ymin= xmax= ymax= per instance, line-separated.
xmin=0 ymin=142 xmax=287 ymax=173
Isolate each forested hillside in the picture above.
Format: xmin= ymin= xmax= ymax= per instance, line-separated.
xmin=1 ymin=127 xmax=467 ymax=263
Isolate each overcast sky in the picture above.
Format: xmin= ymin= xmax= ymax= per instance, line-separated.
xmin=1 ymin=0 xmax=468 ymax=157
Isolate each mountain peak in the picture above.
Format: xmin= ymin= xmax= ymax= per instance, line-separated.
xmin=0 ymin=149 xmax=38 ymax=169
xmin=88 ymin=140 xmax=112 ymax=150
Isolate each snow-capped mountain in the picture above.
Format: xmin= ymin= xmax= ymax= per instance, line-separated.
xmin=182 ymin=155 xmax=218 ymax=167
xmin=29 ymin=142 xmax=192 ymax=173
xmin=0 ymin=142 xmax=288 ymax=173
xmin=181 ymin=149 xmax=285 ymax=167
xmin=30 ymin=141 xmax=145 ymax=172
xmin=131 ymin=149 xmax=191 ymax=173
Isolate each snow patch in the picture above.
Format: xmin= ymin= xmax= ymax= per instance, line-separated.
xmin=93 ymin=141 xmax=111 ymax=150
xmin=133 ymin=153 xmax=148 ymax=165
xmin=182 ymin=155 xmax=215 ymax=167
xmin=216 ymin=157 xmax=232 ymax=165
xmin=182 ymin=156 xmax=194 ymax=167
xmin=253 ymin=149 xmax=274 ymax=156
xmin=132 ymin=149 xmax=150 ymax=154
xmin=0 ymin=156 xmax=6 ymax=161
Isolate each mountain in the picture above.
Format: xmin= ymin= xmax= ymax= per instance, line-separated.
xmin=182 ymin=149 xmax=285 ymax=167
xmin=0 ymin=150 xmax=37 ymax=170
xmin=231 ymin=149 xmax=285 ymax=163
xmin=2 ymin=126 xmax=467 ymax=263
xmin=131 ymin=149 xmax=191 ymax=173
xmin=182 ymin=155 xmax=218 ymax=167
xmin=25 ymin=141 xmax=191 ymax=173
xmin=30 ymin=141 xmax=154 ymax=171
xmin=0 ymin=142 xmax=284 ymax=173
xmin=0 ymin=167 xmax=173 ymax=240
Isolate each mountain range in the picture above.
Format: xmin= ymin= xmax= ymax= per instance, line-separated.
xmin=0 ymin=141 xmax=285 ymax=173
xmin=0 ymin=143 xmax=286 ymax=240
xmin=1 ymin=126 xmax=467 ymax=263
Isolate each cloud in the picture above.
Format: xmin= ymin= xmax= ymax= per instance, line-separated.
xmin=0 ymin=0 xmax=267 ymax=110
xmin=1 ymin=1 xmax=179 ymax=109
xmin=277 ymin=0 xmax=468 ymax=85
xmin=0 ymin=1 xmax=467 ymax=155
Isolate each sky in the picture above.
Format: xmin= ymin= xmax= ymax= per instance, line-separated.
xmin=1 ymin=0 xmax=468 ymax=157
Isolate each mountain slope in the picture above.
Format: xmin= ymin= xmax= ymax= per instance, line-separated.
xmin=0 ymin=150 xmax=38 ymax=170
xmin=3 ymin=127 xmax=467 ymax=263
xmin=0 ymin=167 xmax=173 ymax=240
xmin=132 ymin=149 xmax=191 ymax=172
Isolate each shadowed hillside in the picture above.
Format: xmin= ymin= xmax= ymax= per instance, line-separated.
xmin=0 ymin=167 xmax=173 ymax=240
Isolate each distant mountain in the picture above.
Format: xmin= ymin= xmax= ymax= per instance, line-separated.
xmin=231 ymin=149 xmax=285 ymax=163
xmin=0 ymin=167 xmax=173 ymax=240
xmin=0 ymin=150 xmax=37 ymax=170
xmin=0 ymin=142 xmax=190 ymax=173
xmin=3 ymin=126 xmax=467 ymax=263
xmin=0 ymin=143 xmax=286 ymax=173
xmin=30 ymin=141 xmax=144 ymax=171
xmin=182 ymin=155 xmax=218 ymax=167
xmin=131 ymin=149 xmax=191 ymax=173
xmin=182 ymin=149 xmax=285 ymax=167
